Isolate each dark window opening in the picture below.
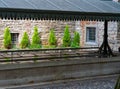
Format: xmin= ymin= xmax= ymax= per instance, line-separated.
xmin=11 ymin=33 xmax=19 ymax=47
xmin=86 ymin=27 xmax=96 ymax=42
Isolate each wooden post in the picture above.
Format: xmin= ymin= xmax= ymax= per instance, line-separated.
xmin=99 ymin=20 xmax=114 ymax=57
xmin=103 ymin=20 xmax=108 ymax=55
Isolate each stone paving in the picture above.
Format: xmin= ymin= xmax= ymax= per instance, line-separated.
xmin=8 ymin=76 xmax=118 ymax=89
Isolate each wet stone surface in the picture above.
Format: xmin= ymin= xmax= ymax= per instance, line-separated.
xmin=10 ymin=76 xmax=118 ymax=89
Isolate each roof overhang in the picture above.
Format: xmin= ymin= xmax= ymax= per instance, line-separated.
xmin=0 ymin=0 xmax=120 ymax=21
xmin=0 ymin=8 xmax=120 ymax=21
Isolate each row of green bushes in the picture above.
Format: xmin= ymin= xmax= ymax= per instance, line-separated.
xmin=3 ymin=25 xmax=80 ymax=49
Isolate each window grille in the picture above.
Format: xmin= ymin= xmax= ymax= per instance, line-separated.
xmin=86 ymin=27 xmax=96 ymax=42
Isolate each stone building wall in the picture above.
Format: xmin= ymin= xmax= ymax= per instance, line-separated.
xmin=113 ymin=0 xmax=120 ymax=49
xmin=0 ymin=18 xmax=118 ymax=51
xmin=117 ymin=0 xmax=120 ymax=45
xmin=98 ymin=22 xmax=118 ymax=51
xmin=0 ymin=18 xmax=75 ymax=48
xmin=77 ymin=21 xmax=118 ymax=51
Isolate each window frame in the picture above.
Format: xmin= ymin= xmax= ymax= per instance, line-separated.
xmin=11 ymin=33 xmax=19 ymax=46
xmin=86 ymin=27 xmax=96 ymax=42
xmin=85 ymin=25 xmax=97 ymax=45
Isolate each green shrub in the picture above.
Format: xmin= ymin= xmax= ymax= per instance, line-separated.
xmin=42 ymin=45 xmax=50 ymax=49
xmin=3 ymin=27 xmax=12 ymax=49
xmin=29 ymin=44 xmax=41 ymax=49
xmin=30 ymin=26 xmax=41 ymax=49
xmin=31 ymin=26 xmax=41 ymax=45
xmin=12 ymin=45 xmax=20 ymax=50
xmin=42 ymin=45 xmax=56 ymax=49
xmin=20 ymin=32 xmax=30 ymax=49
xmin=71 ymin=31 xmax=80 ymax=48
xmin=49 ymin=45 xmax=56 ymax=49
xmin=5 ymin=58 xmax=10 ymax=62
xmin=48 ymin=29 xmax=57 ymax=47
xmin=114 ymin=76 xmax=120 ymax=89
xmin=62 ymin=25 xmax=71 ymax=47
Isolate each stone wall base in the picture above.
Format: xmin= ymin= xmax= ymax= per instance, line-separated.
xmin=0 ymin=57 xmax=119 ymax=87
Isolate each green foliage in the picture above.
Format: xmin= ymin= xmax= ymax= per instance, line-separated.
xmin=30 ymin=26 xmax=41 ymax=49
xmin=71 ymin=31 xmax=80 ymax=48
xmin=42 ymin=45 xmax=56 ymax=49
xmin=5 ymin=58 xmax=10 ymax=62
xmin=12 ymin=45 xmax=20 ymax=50
xmin=48 ymin=29 xmax=57 ymax=47
xmin=29 ymin=44 xmax=41 ymax=49
xmin=32 ymin=26 xmax=41 ymax=45
xmin=20 ymin=32 xmax=30 ymax=49
xmin=5 ymin=58 xmax=11 ymax=64
xmin=49 ymin=45 xmax=56 ymax=49
xmin=62 ymin=25 xmax=71 ymax=47
xmin=42 ymin=45 xmax=50 ymax=49
xmin=114 ymin=76 xmax=120 ymax=89
xmin=3 ymin=27 xmax=12 ymax=49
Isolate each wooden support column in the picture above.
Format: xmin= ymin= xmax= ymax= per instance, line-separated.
xmin=99 ymin=20 xmax=114 ymax=57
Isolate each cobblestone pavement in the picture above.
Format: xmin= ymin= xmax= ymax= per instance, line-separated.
xmin=7 ymin=76 xmax=118 ymax=89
